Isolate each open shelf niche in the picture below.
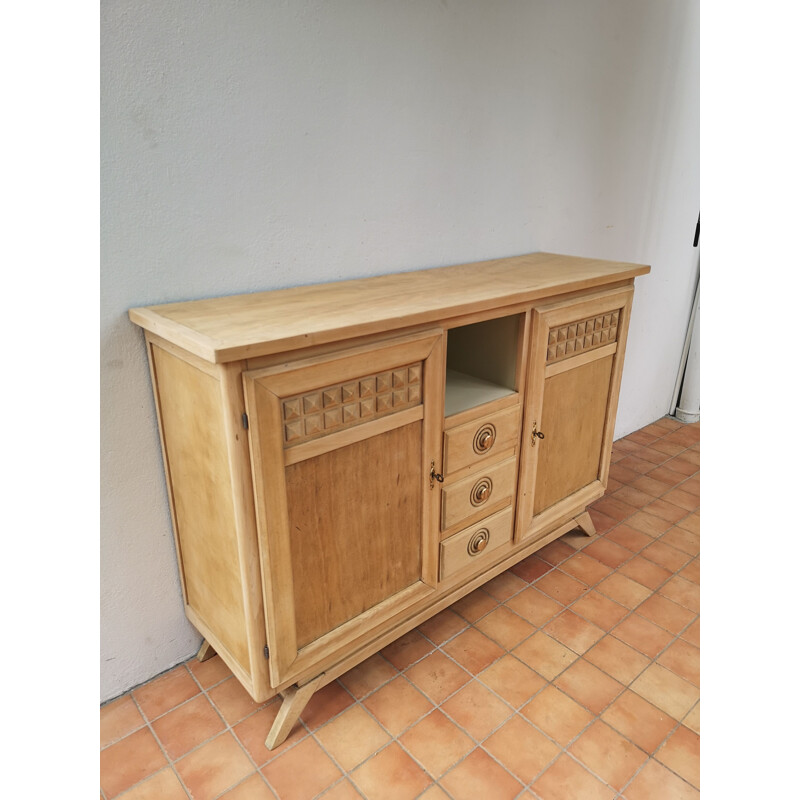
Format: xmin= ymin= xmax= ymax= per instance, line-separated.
xmin=444 ymin=313 xmax=522 ymax=417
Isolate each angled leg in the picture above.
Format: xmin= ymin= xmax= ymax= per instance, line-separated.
xmin=196 ymin=640 xmax=217 ymax=662
xmin=574 ymin=510 xmax=596 ymax=537
xmin=265 ymin=675 xmax=324 ymax=750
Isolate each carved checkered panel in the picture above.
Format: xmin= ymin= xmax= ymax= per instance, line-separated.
xmin=546 ymin=309 xmax=620 ymax=363
xmin=282 ymin=362 xmax=423 ymax=445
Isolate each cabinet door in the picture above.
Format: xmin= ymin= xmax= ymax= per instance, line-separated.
xmin=516 ymin=288 xmax=634 ymax=541
xmin=243 ymin=331 xmax=444 ymax=686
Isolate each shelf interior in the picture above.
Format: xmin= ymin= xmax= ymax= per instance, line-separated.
xmin=444 ymin=313 xmax=522 ymax=417
xmin=444 ymin=369 xmax=517 ymax=417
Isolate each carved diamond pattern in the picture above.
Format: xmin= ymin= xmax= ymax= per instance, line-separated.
xmin=280 ymin=361 xmax=423 ymax=446
xmin=323 ymin=388 xmax=341 ymax=407
xmin=341 ymin=383 xmax=357 ymax=402
xmin=324 ymin=409 xmax=342 ymax=429
xmin=303 ymin=393 xmax=321 ymax=414
xmin=282 ymin=398 xmax=302 ymax=421
xmin=546 ymin=308 xmax=622 ymax=363
xmin=360 ymin=398 xmax=375 ymax=417
xmin=284 ymin=420 xmax=303 ymax=442
xmin=304 ymin=414 xmax=323 ymax=436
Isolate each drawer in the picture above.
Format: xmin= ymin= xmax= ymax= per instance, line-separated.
xmin=443 ymin=406 xmax=521 ymax=475
xmin=440 ymin=455 xmax=518 ymax=532
xmin=439 ymin=507 xmax=513 ymax=581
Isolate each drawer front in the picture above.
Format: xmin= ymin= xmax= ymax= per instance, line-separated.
xmin=443 ymin=405 xmax=521 ymax=475
xmin=439 ymin=507 xmax=513 ymax=581
xmin=441 ymin=455 xmax=518 ymax=532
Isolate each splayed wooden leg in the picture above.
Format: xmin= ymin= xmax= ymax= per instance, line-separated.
xmin=196 ymin=640 xmax=216 ymax=662
xmin=265 ymin=675 xmax=324 ymax=750
xmin=574 ymin=510 xmax=596 ymax=537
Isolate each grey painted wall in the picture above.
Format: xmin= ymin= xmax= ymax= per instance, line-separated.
xmin=101 ymin=0 xmax=698 ymax=701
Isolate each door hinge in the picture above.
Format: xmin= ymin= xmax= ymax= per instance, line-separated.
xmin=242 ymin=412 xmax=249 ymax=430
xmin=263 ymin=645 xmax=270 ymax=659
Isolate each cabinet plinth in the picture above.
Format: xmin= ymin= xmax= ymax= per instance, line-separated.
xmin=130 ymin=251 xmax=648 ymax=748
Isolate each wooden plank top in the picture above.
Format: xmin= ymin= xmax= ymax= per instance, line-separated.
xmin=129 ymin=251 xmax=650 ymax=363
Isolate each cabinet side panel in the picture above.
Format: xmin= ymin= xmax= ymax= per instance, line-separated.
xmin=285 ymin=421 xmax=423 ymax=649
xmin=533 ymin=355 xmax=614 ymax=515
xmin=151 ymin=345 xmax=250 ymax=669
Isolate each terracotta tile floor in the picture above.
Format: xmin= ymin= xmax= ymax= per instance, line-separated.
xmin=101 ymin=417 xmax=699 ymax=800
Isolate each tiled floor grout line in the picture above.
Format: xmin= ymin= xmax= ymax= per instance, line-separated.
xmin=464 ymin=462 xmax=699 ymax=793
xmin=614 ymin=717 xmax=697 ymax=800
xmin=266 ymin=518 xmax=697 ymax=800
xmin=337 ymin=493 xmax=699 ymax=794
xmin=357 ymin=573 xmax=670 ymax=794
xmin=155 ymin=667 xmax=280 ymax=800
xmin=116 ymin=663 xmax=298 ymax=799
xmin=101 ymin=418 xmax=699 ymax=799
xmin=491 ymin=540 xmax=697 ymax=683
xmin=317 ymin=619 xmax=575 ymax=795
xmin=125 ymin=689 xmax=198 ymax=800
xmin=109 ymin=529 xmax=696 ymax=800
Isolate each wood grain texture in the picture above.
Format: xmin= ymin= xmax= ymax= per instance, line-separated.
xmin=440 ymin=455 xmax=518 ymax=531
xmin=218 ymin=362 xmax=272 ymax=700
xmin=150 ymin=345 xmax=250 ymax=670
xmin=283 ymin=405 xmax=424 ymax=467
xmin=439 ymin=507 xmax=514 ymax=581
xmin=265 ymin=676 xmax=323 ymax=750
xmin=544 ymin=342 xmax=617 ymax=379
xmin=129 ymin=252 xmax=649 ymax=362
xmin=132 ymin=255 xmax=647 ymax=728
xmin=243 ymin=330 xmax=443 ymax=685
xmin=270 ymin=512 xmax=583 ymax=695
xmin=516 ymin=287 xmax=634 ymax=541
xmin=526 ymin=481 xmax=606 ymax=543
xmin=546 ymin=308 xmax=620 ymax=362
xmin=196 ymin=640 xmax=216 ymax=662
xmin=532 ymin=355 xmax=614 ymax=515
xmin=285 ymin=422 xmax=424 ymax=649
xmin=574 ymin=510 xmax=596 ymax=536
xmin=281 ymin=362 xmax=422 ymax=446
xmin=443 ymin=405 xmax=521 ymax=475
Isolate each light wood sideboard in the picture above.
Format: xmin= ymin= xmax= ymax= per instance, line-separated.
xmin=129 ymin=251 xmax=649 ymax=748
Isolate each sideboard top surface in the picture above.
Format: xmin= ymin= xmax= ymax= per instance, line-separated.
xmin=129 ymin=251 xmax=650 ymax=363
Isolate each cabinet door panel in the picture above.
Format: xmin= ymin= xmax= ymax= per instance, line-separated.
xmin=286 ymin=421 xmax=423 ymax=648
xmin=517 ymin=288 xmax=634 ymax=540
xmin=532 ymin=355 xmax=613 ymax=515
xmin=244 ymin=330 xmax=444 ymax=686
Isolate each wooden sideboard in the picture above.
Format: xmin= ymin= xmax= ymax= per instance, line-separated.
xmin=129 ymin=251 xmax=649 ymax=748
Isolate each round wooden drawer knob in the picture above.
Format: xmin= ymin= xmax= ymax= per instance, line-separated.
xmin=470 ymin=477 xmax=493 ymax=507
xmin=467 ymin=529 xmax=490 ymax=556
xmin=473 ymin=424 xmax=496 ymax=454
